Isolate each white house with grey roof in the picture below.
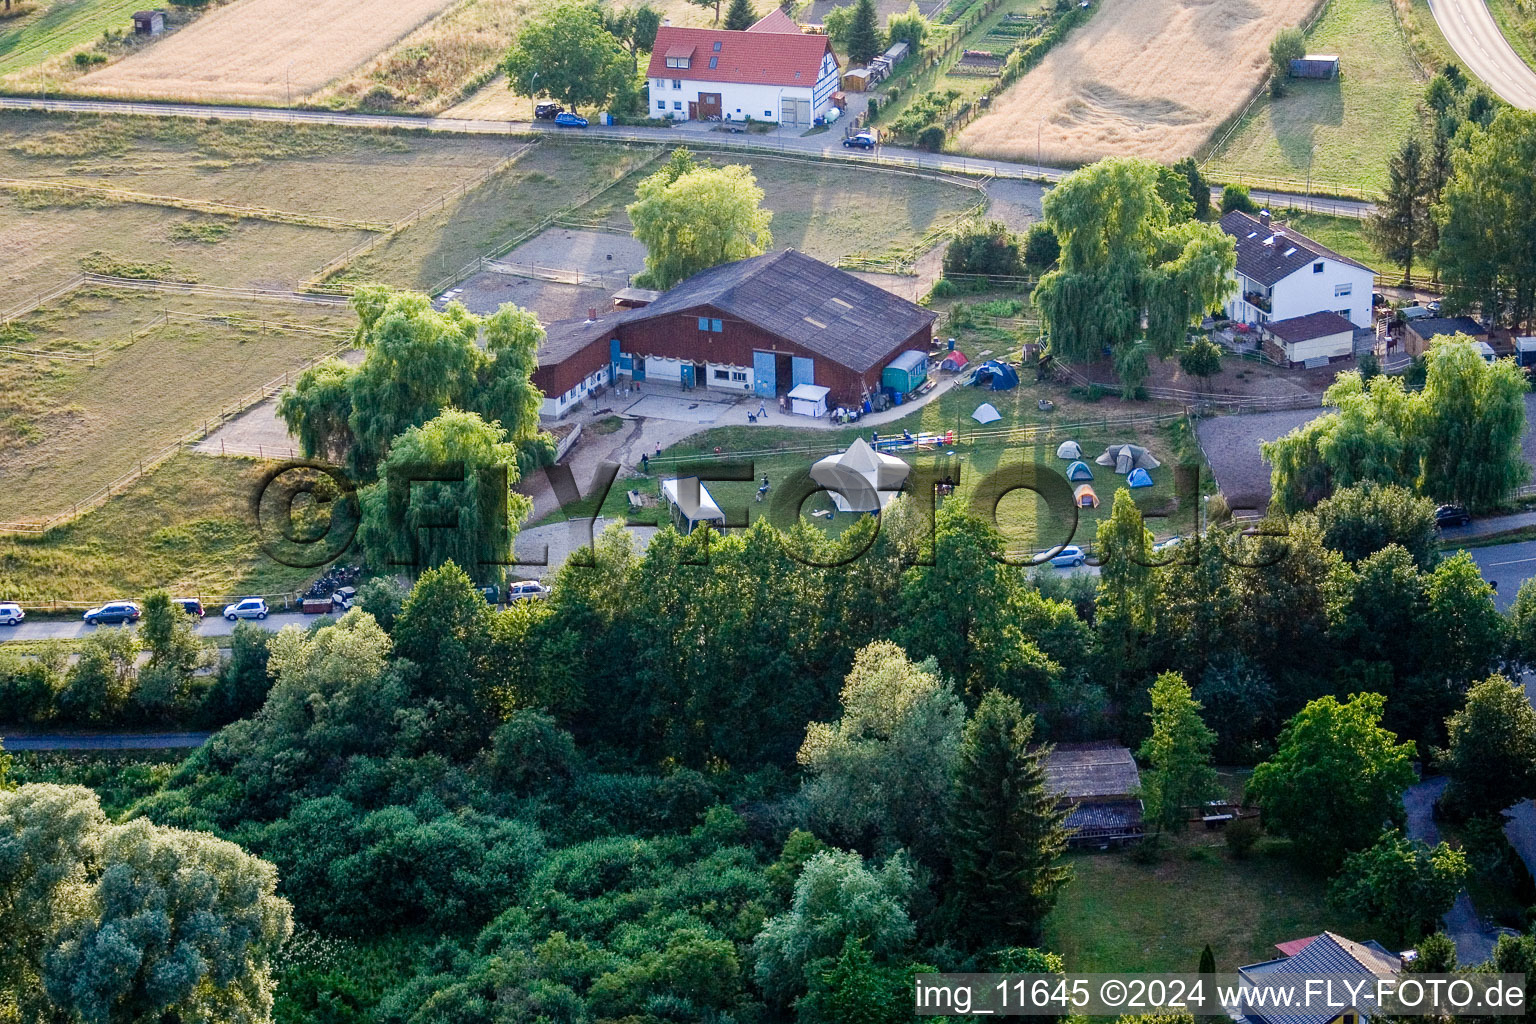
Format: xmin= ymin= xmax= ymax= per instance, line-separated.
xmin=1220 ymin=210 xmax=1376 ymax=335
xmin=1236 ymin=932 xmax=1403 ymax=1024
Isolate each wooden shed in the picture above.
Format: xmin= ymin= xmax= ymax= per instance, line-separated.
xmin=1044 ymin=743 xmax=1144 ymax=847
xmin=132 ymin=9 xmax=166 ymax=35
xmin=1288 ymin=54 xmax=1339 ymax=79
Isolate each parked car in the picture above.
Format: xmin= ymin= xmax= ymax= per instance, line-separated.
xmin=481 ymin=585 xmax=502 ymax=605
xmin=83 ymin=601 xmax=140 ymax=625
xmin=842 ymin=131 xmax=877 ymax=149
xmin=534 ymin=102 xmax=563 ymax=120
xmin=1151 ymin=536 xmax=1183 ymax=555
xmin=331 ymin=586 xmax=357 ymax=611
xmin=174 ymin=598 xmax=205 ymax=618
xmin=1043 ymin=545 xmax=1086 ymax=568
xmin=223 ymin=597 xmax=269 ymax=621
xmin=507 ymin=580 xmax=550 ymax=602
xmin=553 ymin=112 xmax=588 ymax=128
xmin=1426 ymin=300 xmax=1443 ymax=315
xmin=1434 ymin=503 xmax=1471 ymax=529
xmin=0 ymin=602 xmax=24 ymax=626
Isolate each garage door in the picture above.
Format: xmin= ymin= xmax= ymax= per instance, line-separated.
xmin=791 ymin=356 xmax=815 ymax=387
xmin=780 ymin=97 xmax=811 ymax=126
xmin=753 ymin=351 xmax=776 ymax=397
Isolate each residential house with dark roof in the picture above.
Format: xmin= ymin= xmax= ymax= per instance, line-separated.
xmin=646 ymin=22 xmax=839 ymax=126
xmin=1220 ymin=210 xmax=1377 ymax=339
xmin=1236 ymin=932 xmax=1403 ymax=1024
xmin=1043 ymin=742 xmax=1144 ymax=847
xmin=531 ymin=249 xmax=937 ymax=418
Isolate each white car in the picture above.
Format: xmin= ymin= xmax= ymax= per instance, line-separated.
xmin=506 ymin=580 xmax=550 ymax=602
xmin=0 ymin=602 xmax=23 ymax=626
xmin=1152 ymin=536 xmax=1183 ymax=554
xmin=223 ymin=597 xmax=269 ymax=621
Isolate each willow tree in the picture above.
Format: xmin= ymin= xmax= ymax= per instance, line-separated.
xmin=629 ymin=150 xmax=773 ymax=290
xmin=1033 ymin=157 xmax=1236 ymax=391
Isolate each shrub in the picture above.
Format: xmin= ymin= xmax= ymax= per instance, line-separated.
xmin=867 ymin=96 xmax=879 ymax=121
xmin=1225 ymin=817 xmax=1260 ymax=858
xmin=943 ymin=220 xmax=1022 ymax=277
xmin=1220 ymin=184 xmax=1258 ymax=215
xmin=916 ymin=123 xmax=946 ymax=152
xmin=927 ymin=277 xmax=958 ymax=300
xmin=1023 ymin=222 xmax=1060 ymax=270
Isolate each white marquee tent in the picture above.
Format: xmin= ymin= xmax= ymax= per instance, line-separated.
xmin=661 ymin=477 xmax=726 ymax=534
xmin=810 ymin=437 xmax=911 ymax=512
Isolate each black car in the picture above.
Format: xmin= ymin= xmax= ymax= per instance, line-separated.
xmin=842 ymin=131 xmax=877 ymax=149
xmin=83 ymin=601 xmax=141 ymax=625
xmin=1435 ymin=503 xmax=1471 ymax=529
xmin=174 ymin=598 xmax=205 ymax=618
xmin=534 ymin=102 xmax=563 ymax=120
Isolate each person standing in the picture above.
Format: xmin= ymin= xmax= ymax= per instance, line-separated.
xmin=640 ymin=453 xmax=650 ymax=474
xmin=757 ymin=397 xmax=767 ymax=419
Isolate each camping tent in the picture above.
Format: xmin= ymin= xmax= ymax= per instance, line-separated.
xmin=1074 ymin=484 xmax=1099 ymax=508
xmin=810 ymin=437 xmax=911 ymax=512
xmin=1127 ymin=467 xmax=1153 ymax=488
xmin=1056 ymin=440 xmax=1082 ymax=460
xmin=788 ymin=382 xmax=831 ymax=418
xmin=1095 ymin=443 xmax=1162 ymax=475
xmin=972 ymin=402 xmax=1001 ymax=424
xmin=661 ymin=477 xmax=727 ymax=535
xmin=968 ymin=360 xmax=1019 ymax=391
xmin=940 ymin=350 xmax=969 ymax=372
xmin=1066 ymin=461 xmax=1093 ymax=482
xmin=882 ymin=350 xmax=929 ymax=394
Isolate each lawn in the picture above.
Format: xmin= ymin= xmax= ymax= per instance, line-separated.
xmin=1044 ymin=832 xmax=1373 ymax=972
xmin=0 ymin=0 xmax=144 ymax=76
xmin=1269 ymin=209 xmax=1404 ymax=280
xmin=567 ymin=152 xmax=983 ymax=267
xmin=549 ymin=368 xmax=1204 ymax=558
xmin=329 ymin=140 xmax=655 ymax=290
xmin=0 ymin=288 xmax=353 ymax=521
xmin=1206 ymin=0 xmax=1427 ymax=196
xmin=1487 ymin=0 xmax=1536 ymax=71
xmin=0 ymin=452 xmax=324 ymax=604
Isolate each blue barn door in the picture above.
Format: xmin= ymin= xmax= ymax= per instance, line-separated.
xmin=633 ymin=356 xmax=645 ymax=382
xmin=791 ymin=356 xmax=815 ymax=387
xmin=753 ymin=351 xmax=776 ymax=397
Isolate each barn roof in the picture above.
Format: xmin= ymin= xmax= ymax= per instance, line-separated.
xmin=1407 ymin=316 xmax=1486 ymax=341
xmin=645 ymin=25 xmax=834 ymax=87
xmin=625 ymin=249 xmax=935 ymax=372
xmin=1220 ymin=210 xmax=1374 ymax=285
xmin=1264 ymin=310 xmax=1354 ymax=343
xmin=1044 ymin=742 xmax=1140 ymax=801
xmin=748 ymin=8 xmax=801 ymax=32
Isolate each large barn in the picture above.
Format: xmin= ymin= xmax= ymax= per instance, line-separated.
xmin=531 ymin=250 xmax=937 ymax=419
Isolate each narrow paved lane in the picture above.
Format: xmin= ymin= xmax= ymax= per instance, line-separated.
xmin=1404 ymin=777 xmax=1499 ymax=965
xmin=1429 ymin=0 xmax=1536 ymax=108
xmin=0 ymin=96 xmax=1376 ymax=218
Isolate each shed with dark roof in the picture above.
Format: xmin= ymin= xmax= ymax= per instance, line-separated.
xmin=1262 ymin=310 xmax=1356 ymax=367
xmin=1404 ymin=316 xmax=1487 ymax=358
xmin=1044 ymin=743 xmax=1144 ymax=846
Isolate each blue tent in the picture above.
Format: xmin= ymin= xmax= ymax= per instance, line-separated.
xmin=1066 ymin=461 xmax=1093 ymax=481
xmin=969 ymin=360 xmax=1019 ymax=391
xmin=1127 ymin=467 xmax=1154 ymax=488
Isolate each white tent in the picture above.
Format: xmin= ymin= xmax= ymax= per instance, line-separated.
xmin=972 ymin=402 xmax=1001 ymax=425
xmin=661 ymin=476 xmax=726 ymax=534
xmin=788 ymin=382 xmax=831 ymax=418
xmin=1056 ymin=440 xmax=1082 ymax=460
xmin=810 ymin=437 xmax=911 ymax=512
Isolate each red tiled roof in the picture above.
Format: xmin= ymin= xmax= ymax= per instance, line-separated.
xmin=1275 ymin=936 xmax=1318 ymax=958
xmin=645 ymin=25 xmax=835 ymax=87
xmin=748 ymin=8 xmax=800 ymax=32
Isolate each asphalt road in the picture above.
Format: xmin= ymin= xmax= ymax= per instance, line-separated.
xmin=0 ymin=611 xmax=320 ymax=643
xmin=1464 ymin=538 xmax=1536 ymax=610
xmin=1429 ymin=0 xmax=1536 ymax=109
xmin=0 ymin=732 xmax=212 ymax=750
xmin=0 ymin=96 xmax=1376 ymax=218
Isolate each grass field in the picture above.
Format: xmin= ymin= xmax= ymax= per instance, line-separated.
xmin=0 ymin=453 xmax=322 ymax=603
xmin=73 ymin=0 xmax=457 ymax=103
xmin=0 ymin=288 xmax=353 ymax=521
xmin=330 ymin=141 xmax=655 ymax=290
xmin=1487 ymin=0 xmax=1536 ymax=70
xmin=567 ymin=152 xmax=982 ymax=266
xmin=0 ymin=0 xmax=144 ymax=76
xmin=1206 ymin=0 xmax=1427 ymax=195
xmin=957 ymin=0 xmax=1320 ymax=165
xmin=0 ymin=112 xmax=525 ymax=226
xmin=1044 ymin=832 xmax=1372 ymax=972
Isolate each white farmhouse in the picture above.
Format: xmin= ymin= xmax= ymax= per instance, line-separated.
xmin=646 ymin=16 xmax=840 ymax=128
xmin=1219 ymin=209 xmax=1376 ymax=365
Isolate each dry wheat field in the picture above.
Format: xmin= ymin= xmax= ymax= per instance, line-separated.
xmin=957 ymin=0 xmax=1321 ymax=165
xmin=72 ymin=0 xmax=457 ymax=103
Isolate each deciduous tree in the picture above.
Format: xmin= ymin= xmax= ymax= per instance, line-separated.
xmin=1328 ymin=828 xmax=1467 ymax=941
xmin=1034 ymin=158 xmax=1236 ymax=390
xmin=1442 ymin=675 xmax=1536 ymax=819
xmin=1247 ymin=693 xmax=1417 ymax=862
xmin=1305 ymin=483 xmax=1438 ymax=569
xmin=629 ymin=154 xmax=773 ymax=289
xmin=503 ymin=1 xmax=631 ymax=114
xmin=1138 ymin=672 xmax=1221 ymax=832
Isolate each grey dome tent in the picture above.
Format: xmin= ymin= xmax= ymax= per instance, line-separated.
xmin=968 ymin=360 xmax=1019 ymax=390
xmin=1066 ymin=460 xmax=1094 ymax=481
xmin=1056 ymin=440 xmax=1082 ymax=460
xmin=1095 ymin=443 xmax=1161 ymax=475
xmin=972 ymin=402 xmax=1002 ymax=424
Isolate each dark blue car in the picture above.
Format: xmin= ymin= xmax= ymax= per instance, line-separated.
xmin=842 ymin=131 xmax=877 ymax=149
xmin=554 ymin=112 xmax=588 ymax=128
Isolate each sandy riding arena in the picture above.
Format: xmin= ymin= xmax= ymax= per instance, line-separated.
xmin=75 ymin=0 xmax=457 ymax=103
xmin=957 ymin=0 xmax=1321 ymax=165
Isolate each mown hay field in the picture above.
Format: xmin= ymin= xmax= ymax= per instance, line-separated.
xmin=956 ymin=0 xmax=1321 ymax=166
xmin=72 ymin=0 xmax=457 ymax=103
xmin=0 ymin=0 xmax=146 ymax=76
